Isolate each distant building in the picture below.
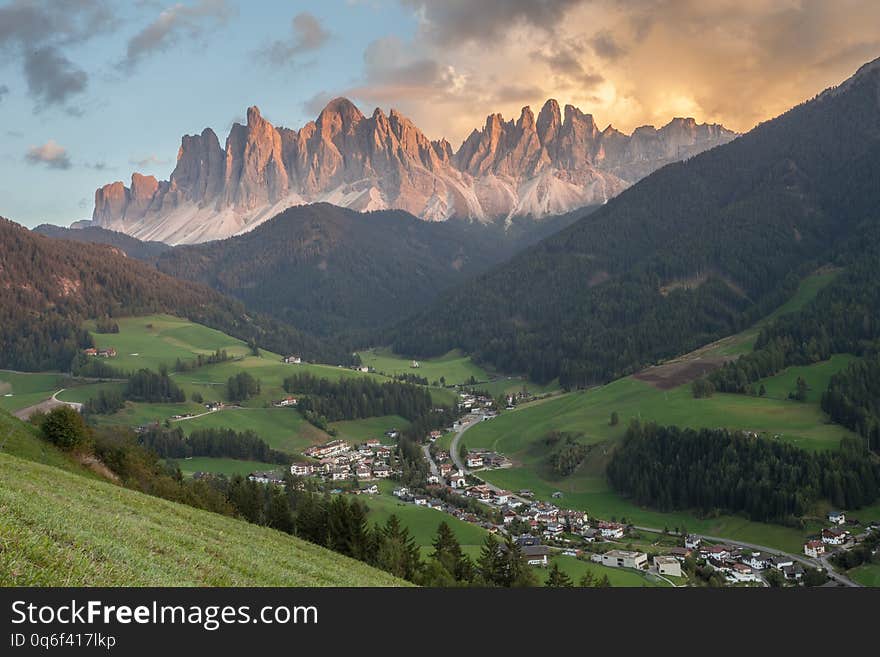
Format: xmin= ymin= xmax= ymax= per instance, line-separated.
xmin=804 ymin=540 xmax=826 ymax=558
xmin=828 ymin=511 xmax=846 ymax=525
xmin=290 ymin=463 xmax=312 ymax=477
xmin=248 ymin=471 xmax=285 ymax=486
xmin=654 ymin=556 xmax=682 ymax=578
xmin=283 ymin=355 xmax=302 ymax=364
xmin=602 ymin=550 xmax=648 ymax=570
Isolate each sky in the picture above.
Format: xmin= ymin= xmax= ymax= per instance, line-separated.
xmin=2 ymin=0 xmax=880 ymax=228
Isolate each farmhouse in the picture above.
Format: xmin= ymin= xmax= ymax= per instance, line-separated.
xmin=521 ymin=545 xmax=550 ymax=566
xmin=602 ymin=550 xmax=648 ymax=570
xmin=828 ymin=511 xmax=846 ymax=525
xmin=822 ymin=527 xmax=849 ymax=545
xmin=653 ymin=556 xmax=682 ymax=578
xmin=804 ymin=540 xmax=826 ymax=558
xmin=283 ymin=355 xmax=302 ymax=364
xmin=685 ymin=534 xmax=702 ymax=549
xmin=274 ymin=396 xmax=297 ymax=407
xmin=466 ymin=454 xmax=484 ymax=468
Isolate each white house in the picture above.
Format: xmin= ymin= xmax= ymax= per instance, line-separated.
xmin=466 ymin=454 xmax=484 ymax=468
xmin=597 ymin=522 xmax=625 ymax=539
xmin=804 ymin=540 xmax=826 ymax=558
xmin=828 ymin=511 xmax=846 ymax=525
xmin=653 ymin=555 xmax=682 ymax=578
xmin=602 ymin=550 xmax=648 ymax=570
xmin=743 ymin=553 xmax=771 ymax=570
xmin=685 ymin=534 xmax=702 ymax=549
xmin=283 ymin=355 xmax=302 ymax=364
xmin=822 ymin=528 xmax=849 ymax=545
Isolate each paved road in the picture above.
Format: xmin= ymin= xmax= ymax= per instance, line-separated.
xmin=633 ymin=525 xmax=861 ymax=587
xmin=449 ymin=418 xmax=480 ymax=473
xmin=422 ymin=443 xmax=438 ymax=477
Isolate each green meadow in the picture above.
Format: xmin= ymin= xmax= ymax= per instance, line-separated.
xmin=171 ymin=456 xmax=283 ymax=478
xmin=359 ymin=347 xmax=489 ymax=385
xmin=0 ymin=371 xmax=65 ymax=413
xmin=849 ymin=564 xmax=880 ymax=587
xmin=176 ymin=407 xmax=329 ymax=456
xmin=86 ymin=314 xmax=251 ymax=373
xmin=330 ymin=415 xmax=410 ymax=443
xmin=544 ymin=555 xmax=665 ymax=587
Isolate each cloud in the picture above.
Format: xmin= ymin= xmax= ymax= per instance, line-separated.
xmin=25 ymin=140 xmax=72 ymax=169
xmin=24 ymin=46 xmax=88 ymax=107
xmin=355 ymin=0 xmax=880 ymax=142
xmin=589 ymin=30 xmax=627 ymax=61
xmin=129 ymin=154 xmax=171 ymax=168
xmin=120 ymin=0 xmax=232 ymax=72
xmin=302 ymin=90 xmax=338 ymax=117
xmin=262 ymin=12 xmax=330 ymax=65
xmin=0 ymin=84 xmax=8 ymax=102
xmin=400 ymin=0 xmax=582 ymax=46
xmin=0 ymin=0 xmax=114 ymax=111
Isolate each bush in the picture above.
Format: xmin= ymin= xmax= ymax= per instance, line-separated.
xmin=42 ymin=406 xmax=90 ymax=450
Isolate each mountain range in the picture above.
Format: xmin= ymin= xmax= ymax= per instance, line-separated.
xmin=87 ymin=98 xmax=735 ymax=244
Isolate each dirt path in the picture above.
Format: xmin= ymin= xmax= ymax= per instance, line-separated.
xmin=12 ymin=389 xmax=83 ymax=420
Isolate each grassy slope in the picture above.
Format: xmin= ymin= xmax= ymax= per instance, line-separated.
xmin=330 ymin=415 xmax=410 ymax=443
xmin=0 ymin=452 xmax=406 ymax=586
xmin=359 ymin=347 xmax=561 ymax=397
xmin=0 ymin=409 xmax=99 ymax=479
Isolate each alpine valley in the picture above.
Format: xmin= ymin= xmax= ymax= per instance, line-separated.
xmin=3 ymin=26 xmax=880 ymax=593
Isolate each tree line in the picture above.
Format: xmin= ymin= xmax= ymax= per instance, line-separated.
xmin=283 ymin=373 xmax=433 ymax=422
xmin=138 ymin=425 xmax=289 ymax=464
xmin=607 ymin=422 xmax=880 ymax=524
xmin=822 ymin=355 xmax=880 ymax=452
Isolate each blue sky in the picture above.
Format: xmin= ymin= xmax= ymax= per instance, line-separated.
xmin=0 ymin=1 xmax=418 ymax=226
xmin=2 ymin=0 xmax=879 ymax=228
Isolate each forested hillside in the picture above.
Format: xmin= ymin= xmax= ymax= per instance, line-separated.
xmin=0 ymin=218 xmax=349 ymax=371
xmin=33 ymin=224 xmax=171 ymax=262
xmin=155 ymin=203 xmax=589 ymax=337
xmin=392 ymin=58 xmax=880 ymax=389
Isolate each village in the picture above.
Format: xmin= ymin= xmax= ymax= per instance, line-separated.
xmin=233 ymin=386 xmax=879 ymax=587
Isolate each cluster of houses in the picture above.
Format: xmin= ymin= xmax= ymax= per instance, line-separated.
xmin=82 ymin=347 xmax=117 ymax=358
xmin=457 ymin=392 xmax=496 ymax=418
xmin=801 ymin=511 xmax=853 ymax=555
xmin=290 ymin=438 xmax=396 ymax=482
xmin=681 ymin=535 xmax=803 ymax=583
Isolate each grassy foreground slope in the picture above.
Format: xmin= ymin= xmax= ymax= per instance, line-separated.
xmin=0 ymin=451 xmax=406 ymax=586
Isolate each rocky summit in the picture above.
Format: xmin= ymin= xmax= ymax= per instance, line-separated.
xmin=90 ymin=99 xmax=736 ymax=244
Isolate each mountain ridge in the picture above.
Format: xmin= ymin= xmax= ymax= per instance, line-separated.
xmin=88 ymin=98 xmax=735 ymax=244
